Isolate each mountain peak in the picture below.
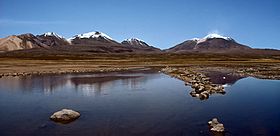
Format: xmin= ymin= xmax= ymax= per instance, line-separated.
xmin=121 ymin=38 xmax=160 ymax=52
xmin=122 ymin=38 xmax=149 ymax=47
xmin=203 ymin=33 xmax=232 ymax=41
xmin=69 ymin=31 xmax=113 ymax=41
xmin=190 ymin=33 xmax=234 ymax=44
xmin=42 ymin=32 xmax=63 ymax=39
xmin=125 ymin=38 xmax=145 ymax=43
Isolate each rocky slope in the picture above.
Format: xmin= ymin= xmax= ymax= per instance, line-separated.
xmin=0 ymin=34 xmax=48 ymax=52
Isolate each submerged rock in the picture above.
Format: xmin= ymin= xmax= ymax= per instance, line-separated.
xmin=50 ymin=109 xmax=80 ymax=124
xmin=208 ymin=118 xmax=225 ymax=132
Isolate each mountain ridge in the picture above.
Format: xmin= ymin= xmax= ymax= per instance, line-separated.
xmin=1 ymin=32 xmax=279 ymax=54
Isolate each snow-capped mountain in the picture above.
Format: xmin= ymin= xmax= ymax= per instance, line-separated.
xmin=204 ymin=33 xmax=232 ymax=40
xmin=68 ymin=31 xmax=121 ymax=47
xmin=121 ymin=38 xmax=150 ymax=47
xmin=166 ymin=33 xmax=250 ymax=53
xmin=121 ymin=38 xmax=161 ymax=52
xmin=37 ymin=32 xmax=70 ymax=46
xmin=68 ymin=31 xmax=113 ymax=42
xmin=42 ymin=32 xmax=64 ymax=39
xmin=191 ymin=33 xmax=234 ymax=44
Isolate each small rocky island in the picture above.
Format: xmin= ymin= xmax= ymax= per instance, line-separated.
xmin=50 ymin=109 xmax=80 ymax=124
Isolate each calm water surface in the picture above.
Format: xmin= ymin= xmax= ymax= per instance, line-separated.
xmin=0 ymin=70 xmax=279 ymax=136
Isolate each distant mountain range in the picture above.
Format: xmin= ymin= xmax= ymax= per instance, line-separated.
xmin=0 ymin=31 xmax=279 ymax=54
xmin=0 ymin=31 xmax=160 ymax=53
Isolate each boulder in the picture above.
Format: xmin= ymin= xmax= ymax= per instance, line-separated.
xmin=194 ymin=84 xmax=205 ymax=94
xmin=201 ymin=91 xmax=209 ymax=98
xmin=192 ymin=83 xmax=200 ymax=90
xmin=198 ymin=85 xmax=206 ymax=92
xmin=202 ymin=77 xmax=210 ymax=81
xmin=190 ymin=91 xmax=197 ymax=97
xmin=211 ymin=123 xmax=225 ymax=132
xmin=208 ymin=118 xmax=219 ymax=127
xmin=199 ymin=92 xmax=209 ymax=100
xmin=50 ymin=109 xmax=80 ymax=124
xmin=185 ymin=82 xmax=191 ymax=86
xmin=208 ymin=118 xmax=225 ymax=132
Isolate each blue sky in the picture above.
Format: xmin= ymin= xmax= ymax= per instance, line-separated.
xmin=0 ymin=0 xmax=279 ymax=49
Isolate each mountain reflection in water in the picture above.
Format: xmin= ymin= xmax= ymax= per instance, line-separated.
xmin=0 ymin=71 xmax=159 ymax=96
xmin=70 ymin=75 xmax=146 ymax=96
xmin=0 ymin=70 xmax=245 ymax=95
xmin=203 ymin=70 xmax=245 ymax=86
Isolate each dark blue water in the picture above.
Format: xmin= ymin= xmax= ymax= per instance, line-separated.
xmin=0 ymin=70 xmax=279 ymax=136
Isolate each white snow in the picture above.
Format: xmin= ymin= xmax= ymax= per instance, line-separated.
xmin=204 ymin=33 xmax=232 ymax=40
xmin=191 ymin=33 xmax=233 ymax=43
xmin=43 ymin=32 xmax=63 ymax=39
xmin=124 ymin=38 xmax=146 ymax=46
xmin=68 ymin=31 xmax=113 ymax=41
xmin=125 ymin=38 xmax=144 ymax=42
xmin=191 ymin=38 xmax=200 ymax=41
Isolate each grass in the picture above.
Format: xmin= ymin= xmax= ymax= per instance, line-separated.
xmin=0 ymin=52 xmax=279 ymax=76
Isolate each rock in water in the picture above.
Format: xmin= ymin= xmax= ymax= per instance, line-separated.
xmin=50 ymin=109 xmax=80 ymax=123
xmin=211 ymin=123 xmax=225 ymax=132
xmin=208 ymin=118 xmax=225 ymax=132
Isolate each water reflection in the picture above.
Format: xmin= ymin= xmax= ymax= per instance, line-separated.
xmin=0 ymin=70 xmax=244 ymax=96
xmin=70 ymin=76 xmax=147 ymax=96
xmin=203 ymin=71 xmax=245 ymax=86
xmin=0 ymin=70 xmax=160 ymax=96
xmin=0 ymin=75 xmax=69 ymax=94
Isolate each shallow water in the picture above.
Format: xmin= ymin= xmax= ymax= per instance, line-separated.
xmin=0 ymin=70 xmax=279 ymax=136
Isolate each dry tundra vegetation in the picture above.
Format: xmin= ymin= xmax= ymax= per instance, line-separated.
xmin=0 ymin=49 xmax=280 ymax=80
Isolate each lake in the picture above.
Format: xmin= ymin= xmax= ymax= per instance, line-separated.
xmin=0 ymin=69 xmax=279 ymax=136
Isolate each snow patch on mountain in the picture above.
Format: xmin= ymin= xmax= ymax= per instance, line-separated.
xmin=125 ymin=38 xmax=145 ymax=42
xmin=191 ymin=33 xmax=233 ymax=44
xmin=43 ymin=32 xmax=63 ymax=39
xmin=123 ymin=38 xmax=147 ymax=46
xmin=204 ymin=33 xmax=232 ymax=40
xmin=68 ymin=31 xmax=113 ymax=42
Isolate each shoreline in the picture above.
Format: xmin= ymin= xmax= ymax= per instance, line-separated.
xmin=1 ymin=64 xmax=279 ymax=80
xmin=0 ymin=67 xmax=151 ymax=78
xmin=0 ymin=56 xmax=279 ymax=80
